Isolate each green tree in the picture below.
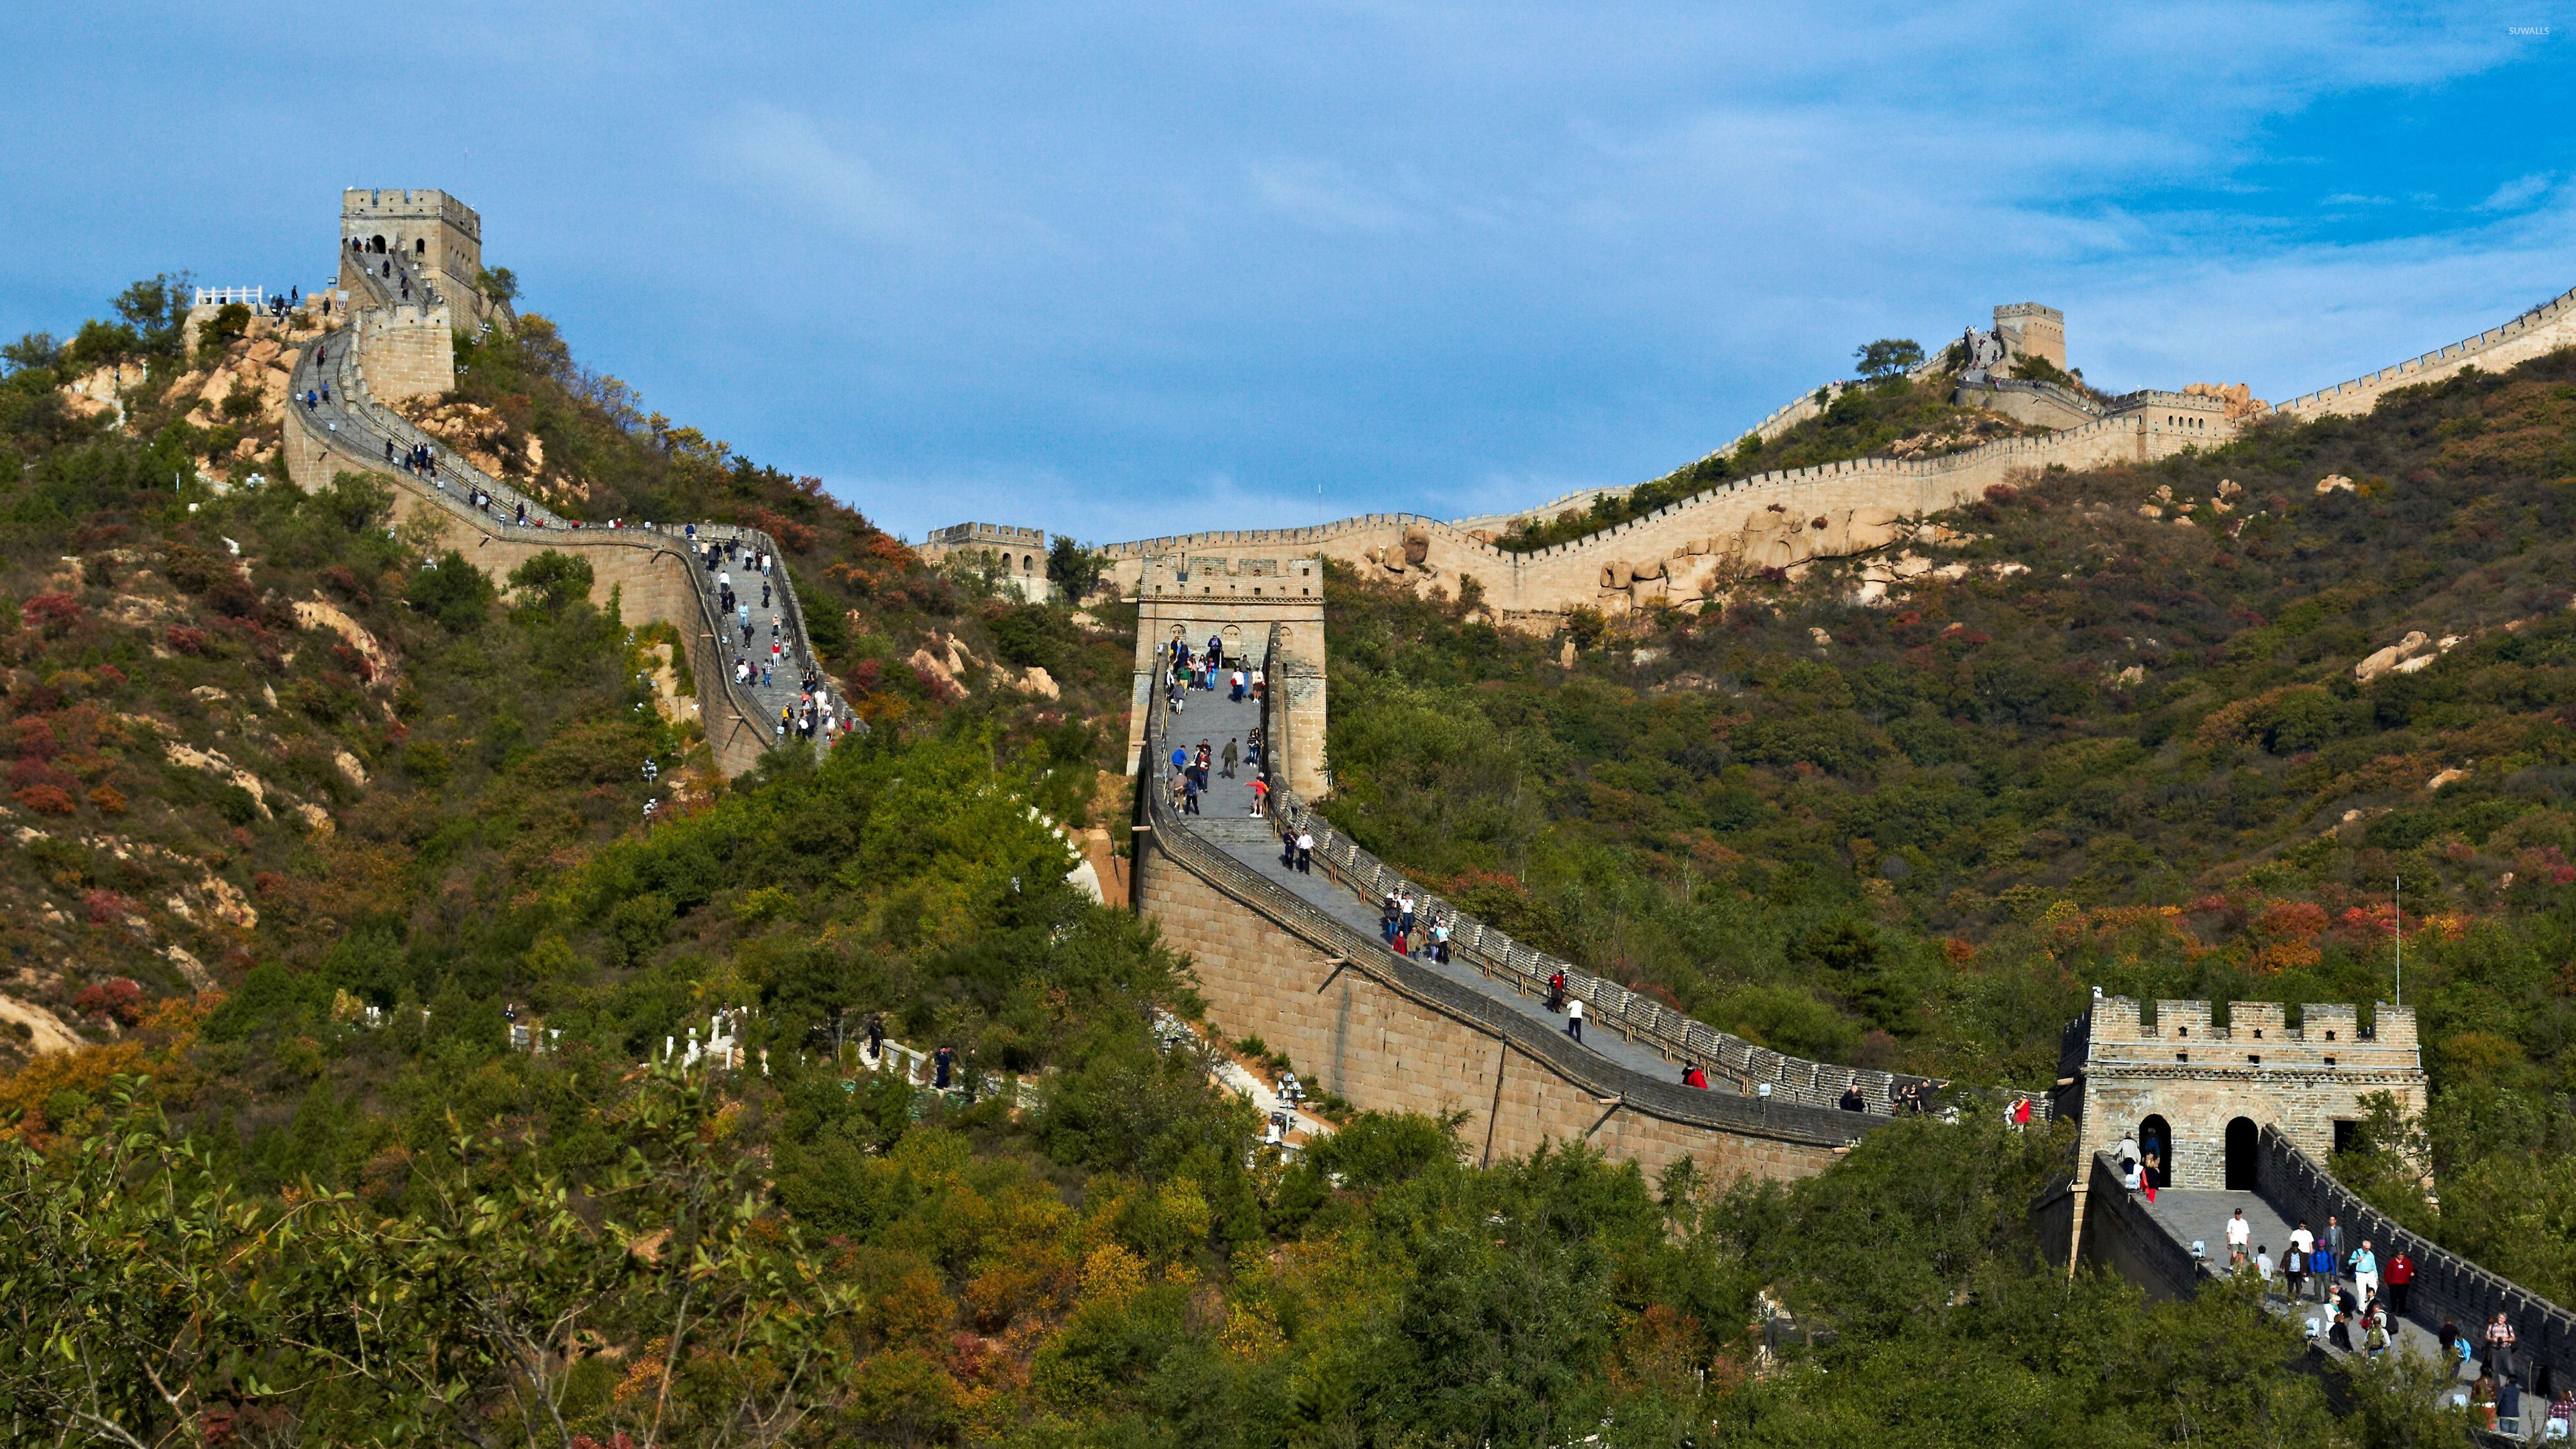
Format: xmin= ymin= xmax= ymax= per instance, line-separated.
xmin=1046 ymin=534 xmax=1108 ymax=602
xmin=405 ymin=549 xmax=498 ymax=631
xmin=1854 ymin=337 xmax=1924 ymax=380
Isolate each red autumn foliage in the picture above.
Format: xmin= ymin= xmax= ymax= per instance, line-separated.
xmin=166 ymin=625 xmax=209 ymax=654
xmin=13 ymin=784 xmax=75 ymax=815
xmin=21 ymin=592 xmax=78 ymax=635
xmin=74 ymin=977 xmax=145 ymax=1025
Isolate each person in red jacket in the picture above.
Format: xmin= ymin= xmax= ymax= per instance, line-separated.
xmin=2387 ymin=1248 xmax=2415 ymax=1318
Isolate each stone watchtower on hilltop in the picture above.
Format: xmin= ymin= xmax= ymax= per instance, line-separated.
xmin=339 ymin=189 xmax=500 ymax=324
xmin=2054 ymin=991 xmax=2426 ymax=1258
xmin=1993 ymin=303 xmax=2065 ymax=371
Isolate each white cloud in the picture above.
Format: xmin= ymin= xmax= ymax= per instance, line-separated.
xmin=724 ymin=105 xmax=934 ymax=244
xmin=2479 ymin=172 xmax=2554 ymax=211
xmin=1247 ymin=159 xmax=1417 ymax=234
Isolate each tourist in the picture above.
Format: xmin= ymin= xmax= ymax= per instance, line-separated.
xmin=1293 ymin=828 xmax=1313 ymax=873
xmin=1838 ymin=1083 xmax=1866 ymax=1112
xmin=2284 ymin=1240 xmax=2306 ymax=1301
xmin=1379 ymin=894 xmax=1399 ymax=943
xmin=2350 ymin=1240 xmax=2379 ymax=1306
xmin=2547 ymin=1387 xmax=2574 ymax=1440
xmin=933 ymin=1044 xmax=953 ymax=1090
xmin=2322 ymin=1216 xmax=2345 ymax=1282
xmin=1682 ymin=1064 xmax=1708 ymax=1089
xmin=2328 ymin=1310 xmax=2353 ymax=1352
xmin=2502 ymin=1378 xmax=2526 ymax=1432
xmin=1249 ymin=776 xmax=1269 ymax=818
xmin=2365 ymin=1309 xmax=2391 ymax=1360
xmin=1222 ymin=738 xmax=1239 ymax=779
xmin=2255 ymin=1244 xmax=2274 ymax=1285
xmin=2226 ymin=1210 xmax=2251 ymax=1271
xmin=2387 ymin=1246 xmax=2415 ymax=1318
xmin=1430 ymin=918 xmax=1450 ymax=963
xmin=2473 ymin=1375 xmax=2498 ymax=1431
xmin=1182 ymin=774 xmax=1201 ymax=816
xmin=2489 ymin=1313 xmax=2520 ymax=1381
xmin=1565 ymin=996 xmax=1585 ymax=1042
xmin=1546 ymin=969 xmax=1566 ymax=1013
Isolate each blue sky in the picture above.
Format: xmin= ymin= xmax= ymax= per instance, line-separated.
xmin=4 ymin=3 xmax=2572 ymax=541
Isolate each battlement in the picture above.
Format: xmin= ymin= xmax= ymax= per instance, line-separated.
xmin=2080 ymin=995 xmax=2416 ymax=1060
xmin=1138 ymin=553 xmax=1321 ymax=598
xmin=341 ymin=188 xmax=480 ymax=239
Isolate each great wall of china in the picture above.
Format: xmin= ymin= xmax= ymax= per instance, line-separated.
xmin=241 ymin=190 xmax=2576 ymax=1333
xmin=276 ymin=190 xmax=834 ymax=779
xmin=1100 ymin=287 xmax=2576 ymax=629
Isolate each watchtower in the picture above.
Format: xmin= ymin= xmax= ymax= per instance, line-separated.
xmin=1994 ymin=303 xmax=2066 ymax=372
xmin=920 ymin=523 xmax=1051 ymax=602
xmin=1127 ymin=553 xmax=1328 ymax=798
xmin=340 ymin=189 xmax=495 ymax=320
xmin=2053 ymin=992 xmax=2426 ymax=1259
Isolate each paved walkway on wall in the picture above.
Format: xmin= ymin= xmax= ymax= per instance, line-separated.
xmin=2141 ymin=1187 xmax=2467 ymax=1378
xmin=1157 ymin=680 xmax=1702 ymax=1090
xmin=295 ymin=254 xmax=836 ymax=757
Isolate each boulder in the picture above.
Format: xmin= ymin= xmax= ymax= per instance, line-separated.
xmin=2317 ymin=474 xmax=2355 ymax=494
xmin=1402 ymin=529 xmax=1430 ymax=566
xmin=1846 ymin=506 xmax=1903 ymax=551
xmin=2354 ymin=630 xmax=2430 ymax=682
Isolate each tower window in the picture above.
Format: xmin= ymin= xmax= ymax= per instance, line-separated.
xmin=2176 ymin=1053 xmax=2188 ymax=1063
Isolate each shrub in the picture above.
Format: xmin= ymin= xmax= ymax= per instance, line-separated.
xmin=74 ymin=977 xmax=144 ymax=1026
xmin=165 ymin=625 xmax=208 ymax=654
xmin=87 ymin=784 xmax=125 ymax=815
xmin=21 ymin=593 xmax=78 ymax=636
xmin=13 ymin=784 xmax=75 ymax=815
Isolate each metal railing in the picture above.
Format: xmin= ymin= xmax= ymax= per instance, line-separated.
xmin=1142 ymin=651 xmax=1880 ymax=1147
xmin=285 ymin=299 xmax=832 ymax=759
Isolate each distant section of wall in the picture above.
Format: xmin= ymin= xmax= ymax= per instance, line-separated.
xmin=1103 ymin=399 xmax=2234 ymax=625
xmin=2278 ymin=286 xmax=2576 ymax=419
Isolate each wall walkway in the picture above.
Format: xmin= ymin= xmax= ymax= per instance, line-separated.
xmin=282 ymin=244 xmax=843 ymax=777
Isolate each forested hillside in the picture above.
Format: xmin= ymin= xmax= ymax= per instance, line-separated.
xmin=1325 ymin=347 xmax=2576 ymax=1300
xmin=0 ymin=280 xmax=2458 ymax=1446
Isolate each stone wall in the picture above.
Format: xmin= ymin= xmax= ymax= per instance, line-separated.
xmin=352 ymin=301 xmax=455 ymax=402
xmin=1128 ymin=556 xmax=1327 ymax=792
xmin=2070 ymin=1152 xmax=2206 ymax=1301
xmin=341 ymin=188 xmax=494 ymax=323
xmin=1102 ymin=403 xmax=2236 ymax=627
xmin=2277 ymin=285 xmax=2576 ymax=421
xmin=284 ymin=420 xmax=771 ymax=777
xmin=1136 ymin=832 xmax=1849 ymax=1185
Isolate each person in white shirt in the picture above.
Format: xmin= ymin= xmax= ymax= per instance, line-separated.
xmin=2226 ymin=1210 xmax=2252 ymax=1269
xmin=2255 ymin=1246 xmax=2275 ymax=1283
xmin=1566 ymin=997 xmax=1585 ymax=1042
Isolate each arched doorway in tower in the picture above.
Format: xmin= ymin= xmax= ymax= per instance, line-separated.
xmin=371 ymin=234 xmax=386 ymax=253
xmin=2225 ymin=1117 xmax=2258 ymax=1191
xmin=2138 ymin=1114 xmax=2173 ymax=1189
xmin=1222 ymin=625 xmax=1243 ymax=663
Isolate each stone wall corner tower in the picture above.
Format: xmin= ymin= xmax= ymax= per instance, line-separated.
xmin=1994 ymin=303 xmax=2066 ymax=371
xmin=339 ymin=189 xmax=497 ymax=323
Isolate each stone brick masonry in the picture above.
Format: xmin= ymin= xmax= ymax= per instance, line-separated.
xmin=1137 ymin=834 xmax=1847 ymax=1186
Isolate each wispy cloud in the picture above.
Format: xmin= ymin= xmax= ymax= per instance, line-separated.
xmin=724 ymin=105 xmax=934 ymax=244
xmin=1247 ymin=160 xmax=1417 ymax=235
xmin=2479 ymin=172 xmax=2554 ymax=211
